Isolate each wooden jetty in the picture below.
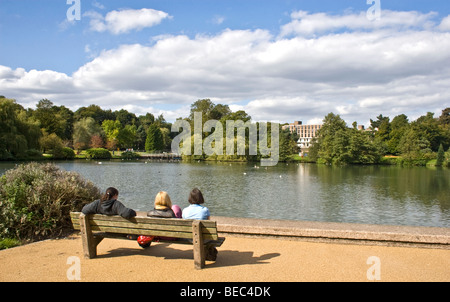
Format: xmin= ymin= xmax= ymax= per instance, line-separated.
xmin=139 ymin=153 xmax=182 ymax=160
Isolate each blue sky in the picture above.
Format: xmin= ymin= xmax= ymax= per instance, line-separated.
xmin=1 ymin=0 xmax=449 ymax=125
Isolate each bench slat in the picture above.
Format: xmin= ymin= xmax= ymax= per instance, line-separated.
xmin=88 ymin=213 xmax=216 ymax=228
xmin=89 ymin=219 xmax=217 ymax=235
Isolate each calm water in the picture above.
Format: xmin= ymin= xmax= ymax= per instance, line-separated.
xmin=1 ymin=161 xmax=449 ymax=228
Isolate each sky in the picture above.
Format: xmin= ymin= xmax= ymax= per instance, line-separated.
xmin=1 ymin=0 xmax=449 ymax=127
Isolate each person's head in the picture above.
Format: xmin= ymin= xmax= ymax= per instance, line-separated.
xmin=188 ymin=188 xmax=204 ymax=205
xmin=154 ymin=191 xmax=172 ymax=210
xmin=101 ymin=187 xmax=119 ymax=202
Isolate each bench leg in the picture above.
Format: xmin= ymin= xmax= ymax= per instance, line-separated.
xmin=79 ymin=213 xmax=103 ymax=259
xmin=192 ymin=221 xmax=205 ymax=269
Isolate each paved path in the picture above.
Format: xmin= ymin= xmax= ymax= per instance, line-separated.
xmin=1 ymin=232 xmax=448 ymax=282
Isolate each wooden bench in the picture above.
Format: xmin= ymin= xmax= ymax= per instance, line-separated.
xmin=70 ymin=212 xmax=225 ymax=269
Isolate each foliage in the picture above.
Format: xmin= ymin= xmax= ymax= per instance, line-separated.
xmin=121 ymin=151 xmax=140 ymax=159
xmin=311 ymin=113 xmax=381 ymax=165
xmin=85 ymin=148 xmax=112 ymax=159
xmin=0 ymin=238 xmax=21 ymax=250
xmin=0 ymin=162 xmax=101 ymax=241
xmin=0 ymin=98 xmax=41 ymax=160
xmin=145 ymin=124 xmax=164 ymax=152
xmin=54 ymin=147 xmax=76 ymax=160
xmin=436 ymin=144 xmax=445 ymax=167
xmin=2 ymin=95 xmax=449 ymax=166
xmin=73 ymin=117 xmax=102 ymax=150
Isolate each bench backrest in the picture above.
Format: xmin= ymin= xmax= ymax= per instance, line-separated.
xmin=70 ymin=212 xmax=219 ymax=240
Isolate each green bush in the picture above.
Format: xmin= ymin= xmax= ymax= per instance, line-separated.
xmin=0 ymin=162 xmax=101 ymax=241
xmin=85 ymin=148 xmax=112 ymax=159
xmin=53 ymin=147 xmax=75 ymax=160
xmin=120 ymin=151 xmax=140 ymax=159
xmin=25 ymin=149 xmax=43 ymax=159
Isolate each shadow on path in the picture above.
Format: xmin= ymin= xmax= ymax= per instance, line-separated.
xmin=97 ymin=242 xmax=280 ymax=268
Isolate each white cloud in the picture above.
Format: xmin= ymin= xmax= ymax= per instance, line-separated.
xmin=438 ymin=15 xmax=450 ymax=31
xmin=211 ymin=15 xmax=225 ymax=25
xmin=280 ymin=10 xmax=438 ymax=37
xmin=92 ymin=1 xmax=105 ymax=10
xmin=2 ymin=10 xmax=449 ymax=125
xmin=85 ymin=8 xmax=171 ymax=34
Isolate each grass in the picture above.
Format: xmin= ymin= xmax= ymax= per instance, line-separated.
xmin=0 ymin=238 xmax=21 ymax=250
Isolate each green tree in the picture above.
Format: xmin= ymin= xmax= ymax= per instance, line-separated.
xmin=438 ymin=107 xmax=450 ymax=125
xmin=413 ymin=112 xmax=443 ymax=152
xmin=74 ymin=104 xmax=115 ymax=125
xmin=0 ymin=98 xmax=41 ymax=159
xmin=399 ymin=127 xmax=430 ymax=159
xmin=438 ymin=108 xmax=450 ymax=151
xmin=436 ymin=144 xmax=445 ymax=166
xmin=33 ymin=99 xmax=72 ymax=140
xmin=312 ymin=113 xmax=381 ymax=164
xmin=117 ymin=124 xmax=137 ymax=148
xmin=387 ymin=114 xmax=409 ymax=155
xmin=313 ymin=113 xmax=348 ymax=163
xmin=348 ymin=128 xmax=381 ymax=164
xmin=102 ymin=119 xmax=122 ymax=148
xmin=73 ymin=117 xmax=102 ymax=150
xmin=115 ymin=109 xmax=137 ymax=127
xmin=145 ymin=124 xmax=164 ymax=152
xmin=39 ymin=132 xmax=64 ymax=157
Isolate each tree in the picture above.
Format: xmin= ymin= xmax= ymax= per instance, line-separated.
xmin=399 ymin=127 xmax=430 ymax=159
xmin=74 ymin=104 xmax=114 ymax=125
xmin=189 ymin=99 xmax=215 ymax=121
xmin=312 ymin=113 xmax=381 ymax=164
xmin=39 ymin=132 xmax=64 ymax=155
xmin=117 ymin=124 xmax=137 ymax=149
xmin=438 ymin=108 xmax=450 ymax=151
xmin=33 ymin=99 xmax=72 ymax=140
xmin=413 ymin=112 xmax=443 ymax=152
xmin=90 ymin=135 xmax=104 ymax=148
xmin=145 ymin=124 xmax=164 ymax=152
xmin=102 ymin=119 xmax=122 ymax=149
xmin=0 ymin=98 xmax=41 ymax=159
xmin=387 ymin=114 xmax=409 ymax=155
xmin=436 ymin=144 xmax=445 ymax=166
xmin=438 ymin=108 xmax=450 ymax=125
xmin=73 ymin=117 xmax=102 ymax=150
xmin=115 ymin=109 xmax=136 ymax=127
xmin=313 ymin=113 xmax=348 ymax=163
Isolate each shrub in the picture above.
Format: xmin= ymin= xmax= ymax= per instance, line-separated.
xmin=85 ymin=148 xmax=112 ymax=159
xmin=121 ymin=151 xmax=140 ymax=159
xmin=53 ymin=147 xmax=76 ymax=160
xmin=0 ymin=162 xmax=101 ymax=241
xmin=25 ymin=149 xmax=43 ymax=159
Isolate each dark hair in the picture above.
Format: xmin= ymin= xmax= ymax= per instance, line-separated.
xmin=101 ymin=187 xmax=119 ymax=202
xmin=188 ymin=188 xmax=204 ymax=204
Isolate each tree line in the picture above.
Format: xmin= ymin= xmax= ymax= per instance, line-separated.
xmin=1 ymin=95 xmax=449 ymax=165
xmin=0 ymin=96 xmax=172 ymax=160
xmin=0 ymin=97 xmax=292 ymax=161
xmin=309 ymin=109 xmax=450 ymax=166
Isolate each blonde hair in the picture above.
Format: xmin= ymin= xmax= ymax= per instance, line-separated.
xmin=154 ymin=191 xmax=172 ymax=210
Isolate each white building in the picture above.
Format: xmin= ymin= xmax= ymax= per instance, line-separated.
xmin=282 ymin=121 xmax=322 ymax=156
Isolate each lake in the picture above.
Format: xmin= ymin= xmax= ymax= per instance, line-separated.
xmin=1 ymin=160 xmax=449 ymax=228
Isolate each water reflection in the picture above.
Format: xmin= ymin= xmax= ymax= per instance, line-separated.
xmin=1 ymin=161 xmax=449 ymax=227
